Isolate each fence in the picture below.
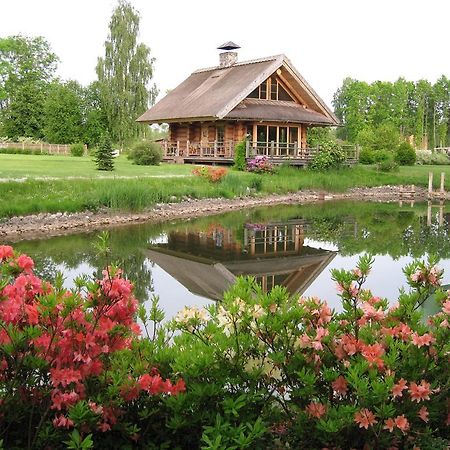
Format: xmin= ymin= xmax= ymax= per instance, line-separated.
xmin=0 ymin=142 xmax=87 ymax=155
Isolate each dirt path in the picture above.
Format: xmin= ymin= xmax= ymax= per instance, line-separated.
xmin=0 ymin=185 xmax=443 ymax=242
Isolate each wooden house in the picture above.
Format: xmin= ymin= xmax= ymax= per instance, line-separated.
xmin=137 ymin=42 xmax=355 ymax=165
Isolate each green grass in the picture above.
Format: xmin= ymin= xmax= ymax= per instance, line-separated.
xmin=0 ymin=154 xmax=193 ymax=178
xmin=1 ymin=153 xmax=450 ymax=219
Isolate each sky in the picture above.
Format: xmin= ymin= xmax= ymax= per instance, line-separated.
xmin=2 ymin=0 xmax=450 ymax=106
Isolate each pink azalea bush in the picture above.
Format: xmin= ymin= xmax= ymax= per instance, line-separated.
xmin=0 ymin=246 xmax=184 ymax=449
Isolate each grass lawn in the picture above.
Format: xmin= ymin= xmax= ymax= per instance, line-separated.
xmin=0 ymin=154 xmax=193 ymax=178
xmin=1 ymin=153 xmax=450 ymax=218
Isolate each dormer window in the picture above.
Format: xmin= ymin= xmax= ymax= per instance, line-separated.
xmin=247 ymin=76 xmax=296 ymax=102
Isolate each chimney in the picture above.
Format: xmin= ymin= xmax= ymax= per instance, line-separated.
xmin=217 ymin=41 xmax=240 ymax=68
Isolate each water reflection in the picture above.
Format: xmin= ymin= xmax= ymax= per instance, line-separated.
xmin=148 ymin=220 xmax=336 ymax=300
xmin=6 ymin=200 xmax=450 ymax=315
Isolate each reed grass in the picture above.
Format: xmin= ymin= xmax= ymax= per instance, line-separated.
xmin=1 ymin=164 xmax=450 ymax=219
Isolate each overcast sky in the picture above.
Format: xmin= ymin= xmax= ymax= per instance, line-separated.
xmin=2 ymin=0 xmax=450 ymax=106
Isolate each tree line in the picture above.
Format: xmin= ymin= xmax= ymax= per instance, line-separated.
xmin=0 ymin=0 xmax=156 ymax=147
xmin=333 ymin=76 xmax=450 ymax=150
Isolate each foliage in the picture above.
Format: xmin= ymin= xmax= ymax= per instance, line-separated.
xmin=377 ymin=159 xmax=399 ymax=172
xmin=0 ymin=246 xmax=185 ymax=449
xmin=307 ymin=127 xmax=337 ymax=148
xmin=309 ymin=143 xmax=346 ymax=171
xmin=357 ymin=123 xmax=401 ymax=154
xmin=0 ymin=147 xmax=49 ymax=155
xmin=358 ymin=148 xmax=375 ymax=165
xmin=395 ymin=142 xmax=417 ymax=166
xmin=70 ymin=143 xmax=85 ymax=157
xmin=333 ymin=76 xmax=450 ymax=149
xmin=170 ymin=255 xmax=450 ymax=449
xmin=233 ymin=140 xmax=247 ymax=171
xmin=0 ymin=35 xmax=58 ymax=139
xmin=96 ymin=0 xmax=157 ymax=145
xmin=127 ymin=140 xmax=162 ymax=165
xmin=43 ymin=81 xmax=84 ymax=144
xmin=94 ymin=132 xmax=114 ymax=171
xmin=246 ymin=155 xmax=274 ymax=173
xmin=192 ymin=166 xmax=228 ymax=183
xmin=416 ymin=150 xmax=450 ymax=165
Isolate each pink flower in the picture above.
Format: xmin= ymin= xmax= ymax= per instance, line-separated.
xmin=383 ymin=418 xmax=395 ymax=432
xmin=0 ymin=246 xmax=14 ymax=260
xmin=409 ymin=380 xmax=431 ymax=402
xmin=306 ymin=402 xmax=327 ymax=419
xmin=53 ymin=414 xmax=74 ymax=429
xmin=443 ymin=300 xmax=450 ymax=315
xmin=354 ymin=409 xmax=377 ymax=429
xmin=411 ymin=332 xmax=435 ymax=347
xmin=418 ymin=406 xmax=429 ymax=422
xmin=17 ymin=254 xmax=34 ymax=272
xmin=361 ymin=302 xmax=385 ymax=321
xmin=361 ymin=342 xmax=385 ymax=369
xmin=331 ymin=376 xmax=348 ymax=396
xmin=392 ymin=378 xmax=408 ymax=399
xmin=394 ymin=415 xmax=409 ymax=433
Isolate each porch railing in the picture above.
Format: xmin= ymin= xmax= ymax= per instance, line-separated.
xmin=160 ymin=140 xmax=359 ymax=163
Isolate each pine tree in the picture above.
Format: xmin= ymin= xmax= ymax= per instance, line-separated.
xmin=95 ymin=132 xmax=115 ymax=171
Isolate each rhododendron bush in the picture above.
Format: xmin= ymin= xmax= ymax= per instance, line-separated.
xmin=1 ymin=246 xmax=449 ymax=449
xmin=0 ymin=246 xmax=184 ymax=449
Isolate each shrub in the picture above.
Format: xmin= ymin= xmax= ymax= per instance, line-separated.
xmin=377 ymin=159 xmax=399 ymax=172
xmin=233 ymin=140 xmax=247 ymax=171
xmin=171 ymin=254 xmax=450 ymax=449
xmin=373 ymin=149 xmax=393 ymax=163
xmin=357 ymin=123 xmax=401 ymax=153
xmin=70 ymin=142 xmax=85 ymax=157
xmin=94 ymin=132 xmax=114 ymax=171
xmin=416 ymin=150 xmax=450 ymax=165
xmin=246 ymin=155 xmax=274 ymax=173
xmin=309 ymin=144 xmax=346 ymax=171
xmin=395 ymin=142 xmax=416 ymax=166
xmin=0 ymin=246 xmax=185 ymax=449
xmin=128 ymin=140 xmax=162 ymax=165
xmin=358 ymin=148 xmax=375 ymax=165
xmin=192 ymin=166 xmax=228 ymax=182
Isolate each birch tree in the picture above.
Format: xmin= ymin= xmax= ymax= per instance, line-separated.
xmin=96 ymin=0 xmax=157 ymax=145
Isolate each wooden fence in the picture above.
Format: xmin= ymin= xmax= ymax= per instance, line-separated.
xmin=0 ymin=142 xmax=87 ymax=155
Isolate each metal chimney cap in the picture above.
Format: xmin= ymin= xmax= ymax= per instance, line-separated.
xmin=217 ymin=41 xmax=241 ymax=51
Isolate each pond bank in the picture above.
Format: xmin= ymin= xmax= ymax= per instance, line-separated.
xmin=0 ymin=185 xmax=443 ymax=241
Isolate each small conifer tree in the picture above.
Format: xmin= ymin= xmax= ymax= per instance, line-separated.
xmin=95 ymin=132 xmax=115 ymax=171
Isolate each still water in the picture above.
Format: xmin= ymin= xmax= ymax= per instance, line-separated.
xmin=7 ymin=200 xmax=450 ymax=316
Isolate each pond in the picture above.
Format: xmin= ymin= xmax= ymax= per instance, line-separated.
xmin=7 ymin=200 xmax=450 ymax=317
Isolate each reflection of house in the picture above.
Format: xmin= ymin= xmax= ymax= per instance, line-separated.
xmin=147 ymin=221 xmax=336 ymax=300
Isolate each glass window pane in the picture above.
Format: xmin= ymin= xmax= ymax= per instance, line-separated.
xmin=257 ymin=125 xmax=267 ymax=143
xmin=268 ymin=126 xmax=277 ymax=142
xmin=279 ymin=127 xmax=287 ymax=143
xmin=248 ymin=87 xmax=259 ymax=99
xmin=289 ymin=127 xmax=298 ymax=143
xmin=270 ymin=77 xmax=277 ymax=100
xmin=216 ymin=125 xmax=225 ymax=143
xmin=278 ymin=84 xmax=294 ymax=102
xmin=260 ymin=80 xmax=267 ymax=99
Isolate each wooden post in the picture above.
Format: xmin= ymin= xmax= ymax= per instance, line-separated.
xmin=186 ymin=140 xmax=190 ymax=156
xmin=245 ymin=140 xmax=250 ymax=158
xmin=40 ymin=143 xmax=43 ymax=154
xmin=214 ymin=141 xmax=217 ymax=158
xmin=163 ymin=140 xmax=167 ymax=157
xmin=427 ymin=200 xmax=432 ymax=227
xmin=440 ymin=172 xmax=445 ymax=197
xmin=428 ymin=172 xmax=433 ymax=198
xmin=270 ymin=141 xmax=274 ymax=157
xmin=439 ymin=199 xmax=444 ymax=226
xmin=176 ymin=141 xmax=180 ymax=157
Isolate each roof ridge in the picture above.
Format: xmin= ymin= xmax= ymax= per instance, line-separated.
xmin=193 ymin=54 xmax=285 ymax=74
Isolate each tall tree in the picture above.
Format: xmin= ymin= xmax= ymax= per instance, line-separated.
xmin=43 ymin=80 xmax=84 ymax=144
xmin=96 ymin=0 xmax=157 ymax=145
xmin=0 ymin=35 xmax=58 ymax=139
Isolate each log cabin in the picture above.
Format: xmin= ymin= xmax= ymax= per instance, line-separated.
xmin=137 ymin=42 xmax=351 ymax=165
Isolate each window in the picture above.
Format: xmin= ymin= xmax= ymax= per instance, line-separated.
xmin=246 ymin=76 xmax=296 ymax=102
xmin=216 ymin=125 xmax=225 ymax=144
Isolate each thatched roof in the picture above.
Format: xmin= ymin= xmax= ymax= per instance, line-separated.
xmin=137 ymin=55 xmax=338 ymax=125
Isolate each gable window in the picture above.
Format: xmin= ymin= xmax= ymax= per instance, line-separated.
xmin=247 ymin=76 xmax=296 ymax=102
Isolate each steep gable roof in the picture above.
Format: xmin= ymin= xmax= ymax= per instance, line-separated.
xmin=137 ymin=54 xmax=338 ymax=125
